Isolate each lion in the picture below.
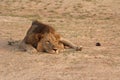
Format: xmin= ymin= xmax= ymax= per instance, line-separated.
xmin=19 ymin=20 xmax=82 ymax=53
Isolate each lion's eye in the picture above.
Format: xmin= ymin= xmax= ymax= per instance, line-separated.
xmin=46 ymin=41 xmax=50 ymax=44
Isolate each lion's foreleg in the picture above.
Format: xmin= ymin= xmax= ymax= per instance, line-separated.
xmin=60 ymin=38 xmax=82 ymax=51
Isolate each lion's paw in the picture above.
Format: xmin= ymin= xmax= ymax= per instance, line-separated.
xmin=75 ymin=46 xmax=82 ymax=51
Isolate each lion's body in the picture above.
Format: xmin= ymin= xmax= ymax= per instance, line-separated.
xmin=19 ymin=20 xmax=82 ymax=53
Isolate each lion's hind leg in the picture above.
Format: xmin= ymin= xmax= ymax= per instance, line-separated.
xmin=19 ymin=40 xmax=37 ymax=53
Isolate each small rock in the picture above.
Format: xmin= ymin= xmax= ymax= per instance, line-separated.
xmin=96 ymin=42 xmax=101 ymax=46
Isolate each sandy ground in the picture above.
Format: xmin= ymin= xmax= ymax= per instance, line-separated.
xmin=0 ymin=0 xmax=120 ymax=80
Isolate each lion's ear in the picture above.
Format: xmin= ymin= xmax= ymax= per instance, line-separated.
xmin=35 ymin=33 xmax=44 ymax=41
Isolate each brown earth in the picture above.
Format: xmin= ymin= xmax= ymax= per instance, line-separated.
xmin=0 ymin=0 xmax=120 ymax=80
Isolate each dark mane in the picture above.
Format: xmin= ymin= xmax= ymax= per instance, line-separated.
xmin=32 ymin=20 xmax=55 ymax=34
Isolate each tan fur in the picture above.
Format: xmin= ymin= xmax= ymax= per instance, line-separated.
xmin=19 ymin=20 xmax=82 ymax=53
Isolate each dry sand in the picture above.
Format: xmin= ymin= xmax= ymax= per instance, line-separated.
xmin=0 ymin=0 xmax=120 ymax=80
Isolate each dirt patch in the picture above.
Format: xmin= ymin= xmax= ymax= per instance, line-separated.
xmin=0 ymin=0 xmax=120 ymax=80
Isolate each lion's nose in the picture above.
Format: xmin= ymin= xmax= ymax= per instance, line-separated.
xmin=53 ymin=48 xmax=57 ymax=51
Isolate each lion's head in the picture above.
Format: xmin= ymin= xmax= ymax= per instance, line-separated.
xmin=36 ymin=33 xmax=64 ymax=53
